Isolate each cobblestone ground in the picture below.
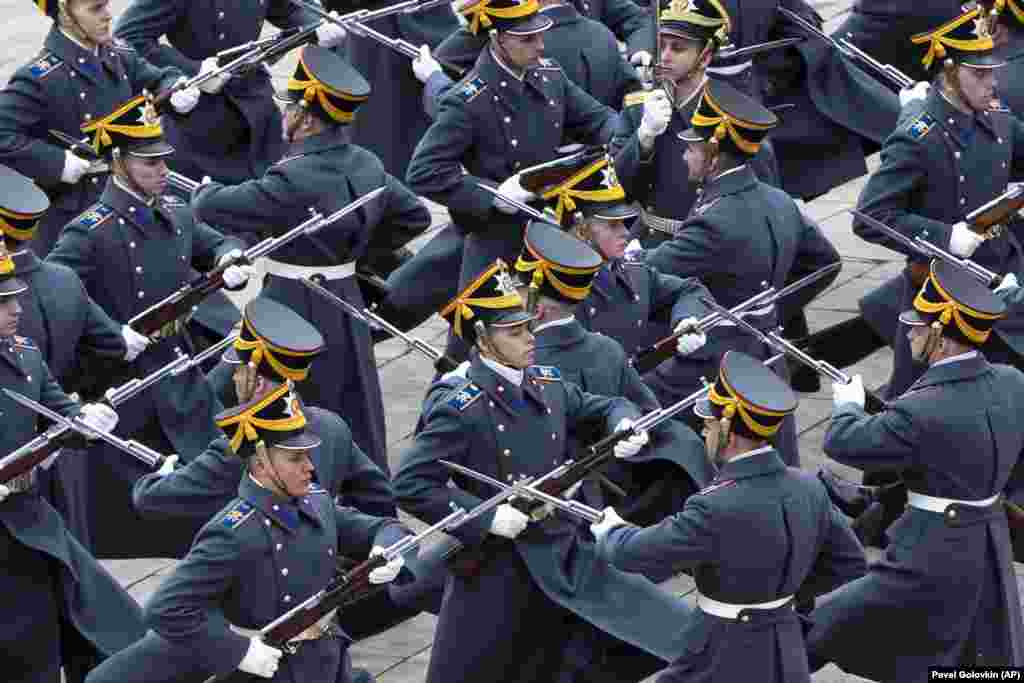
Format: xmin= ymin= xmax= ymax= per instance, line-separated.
xmin=2 ymin=1 xmax=1020 ymax=681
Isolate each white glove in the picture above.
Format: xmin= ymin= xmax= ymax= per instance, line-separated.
xmin=197 ymin=57 xmax=231 ymax=95
xmin=0 ymin=484 xmax=9 ymax=504
xmin=368 ymin=545 xmax=405 ymax=584
xmin=638 ymin=90 xmax=672 ymax=147
xmin=590 ymin=506 xmax=627 ymax=541
xmin=629 ymin=51 xmax=652 ymax=68
xmin=832 ymin=374 xmax=865 ymax=409
xmin=121 ymin=324 xmax=151 ymax=362
xmin=316 ymin=12 xmax=348 ymax=48
xmin=489 ymin=503 xmax=530 ymax=539
xmin=413 ymin=44 xmax=442 ymax=84
xmin=624 ymin=238 xmax=643 ymax=261
xmin=61 ymin=151 xmax=92 ymax=185
xmin=218 ymin=250 xmax=254 ymax=289
xmin=612 ymin=418 xmax=649 ymax=459
xmin=995 ymin=272 xmax=1019 ymax=295
xmin=898 ymin=81 xmax=930 ymax=107
xmin=673 ymin=316 xmax=707 ymax=355
xmin=492 ymin=174 xmax=536 ymax=214
xmin=441 ymin=360 xmax=471 ymax=382
xmin=237 ymin=637 xmax=282 ymax=679
xmin=157 ymin=454 xmax=179 ymax=476
xmin=169 ymin=78 xmax=200 ymax=114
xmin=949 ymin=222 xmax=984 ymax=257
xmin=79 ymin=402 xmax=119 ymax=437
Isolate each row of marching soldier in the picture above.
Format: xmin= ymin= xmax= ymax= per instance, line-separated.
xmin=0 ymin=0 xmax=1021 ymax=681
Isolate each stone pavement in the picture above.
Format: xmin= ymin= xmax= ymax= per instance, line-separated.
xmin=2 ymin=1 xmax=1021 ymax=681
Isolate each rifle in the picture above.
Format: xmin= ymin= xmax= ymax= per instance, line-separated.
xmin=290 ymin=0 xmax=455 ymax=32
xmin=48 ymin=129 xmax=109 ymax=174
xmin=149 ymin=25 xmax=319 ymax=111
xmin=630 ymin=262 xmax=841 ymax=373
xmin=3 ymin=389 xmax=168 ymax=472
xmin=441 ymin=460 xmax=604 ymax=523
xmin=474 ymin=182 xmax=558 ymax=221
xmin=300 ymin=276 xmax=460 ymax=372
xmin=963 ymin=182 xmax=1024 ymax=238
xmin=777 ymin=7 xmax=914 ymax=91
xmin=441 ymin=354 xmax=785 ymax=577
xmin=517 ymin=145 xmax=607 ymax=196
xmin=167 ymin=171 xmax=201 ymax=194
xmin=204 ymin=504 xmax=469 ymax=682
xmin=0 ymin=334 xmax=236 ymax=485
xmin=713 ymin=37 xmax=805 ymax=63
xmin=696 ymin=295 xmax=889 ymax=414
xmin=129 ymin=187 xmax=386 ymax=337
xmin=335 ymin=19 xmax=466 ymax=80
xmin=851 ymin=210 xmax=1002 ymax=290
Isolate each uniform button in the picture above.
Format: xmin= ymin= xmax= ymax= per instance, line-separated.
xmin=498 ymin=386 xmax=504 ymax=393
xmin=181 ymin=255 xmax=186 ymax=261
xmin=547 ymin=407 xmax=552 ymax=414
xmin=130 ymin=242 xmax=136 ymax=248
xmin=83 ymin=113 xmax=91 ymax=120
xmin=493 ymin=95 xmax=499 ymax=101
xmin=503 ymin=449 xmax=511 ymax=456
xmin=955 ymin=151 xmax=961 ymax=159
xmin=79 ymin=92 xmax=86 ymax=99
xmin=504 ymin=116 xmax=511 ymax=123
xmin=513 ymin=161 xmax=521 ymax=169
xmin=138 ymin=291 xmax=145 ymax=298
xmin=551 ymin=433 xmax=557 ymax=440
xmin=328 ymin=548 xmax=333 ymax=555
xmin=283 ymin=595 xmax=291 ymax=602
xmin=273 ymin=504 xmax=280 ymax=511
xmin=501 ymin=81 xmax=507 ymax=87
xmin=948 ymin=508 xmax=957 ymax=518
xmin=511 ymin=139 xmax=518 ymax=147
xmin=177 ymin=229 xmax=182 ymax=235
xmin=998 ymin=137 xmax=1004 ymax=144
xmin=26 ymin=375 xmax=31 ymax=382
xmin=70 ymin=71 xmax=76 ymax=77
xmin=488 ymin=401 xmax=495 ymax=407
xmin=948 ymin=118 xmax=954 ymax=124
xmin=78 ymin=57 xmax=85 ymax=63
xmin=218 ymin=10 xmax=225 ymax=18
xmin=959 ymin=175 xmax=965 ymax=182
xmin=637 ymin=320 xmax=644 ymax=326
xmin=265 ymin=519 xmax=271 ymax=526
xmin=275 ymin=543 xmax=282 ymax=551
xmin=554 ymin=122 xmax=560 ymax=128
xmin=91 ymin=177 xmax=99 ymax=184
xmin=633 ymin=294 xmax=640 ymax=302
xmin=549 ymin=99 xmax=556 ymax=106
xmin=118 ymin=218 xmax=125 ymax=225
xmin=135 ymin=266 xmax=143 ymax=273
xmin=589 ymin=307 xmax=596 ymax=315
xmin=498 ymin=424 xmax=505 ymax=431
xmin=741 ymin=615 xmax=750 ymax=623
xmin=281 ymin=568 xmax=289 ymax=576
xmin=219 ymin=33 xmax=226 ymax=40
xmin=1002 ymin=162 xmax=1008 ymax=168
xmin=960 ymin=198 xmax=966 ymax=205
xmin=542 ymin=76 xmax=548 ymax=83
xmin=129 ymin=206 xmax=135 ymax=212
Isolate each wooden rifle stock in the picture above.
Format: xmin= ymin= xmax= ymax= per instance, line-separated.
xmin=517 ymin=145 xmax=607 ymax=195
xmin=129 ymin=267 xmax=229 ymax=337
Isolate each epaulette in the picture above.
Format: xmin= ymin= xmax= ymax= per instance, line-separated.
xmin=274 ymin=152 xmax=307 ymax=167
xmin=161 ymin=194 xmax=186 ymax=206
xmin=697 ymin=479 xmax=736 ymax=495
xmin=529 ymin=365 xmax=562 ymax=382
xmin=29 ymin=52 xmax=62 ymax=79
xmin=75 ymin=204 xmax=115 ymax=231
xmin=109 ymin=38 xmax=137 ymax=53
xmin=906 ymin=112 xmax=936 ymax=140
xmin=455 ymin=74 xmax=487 ymax=103
xmin=692 ymin=197 xmax=721 ymax=216
xmin=11 ymin=335 xmax=37 ymax=350
xmin=308 ymin=483 xmax=329 ymax=496
xmin=221 ymin=500 xmax=255 ymax=529
xmin=448 ymin=382 xmax=483 ymax=411
xmin=623 ymin=90 xmax=651 ymax=108
xmin=536 ymin=57 xmax=561 ymax=70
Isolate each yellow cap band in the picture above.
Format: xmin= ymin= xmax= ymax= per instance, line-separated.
xmin=217 ymin=383 xmax=307 ymax=454
xmin=540 ymin=157 xmax=625 ymax=224
xmin=513 ymin=253 xmax=596 ymax=301
xmin=234 ymin=317 xmax=315 ymax=382
xmin=707 ymin=374 xmax=787 ymax=438
xmin=911 ymin=8 xmax=993 ymax=69
xmin=913 ymin=269 xmax=1001 ymax=344
xmin=439 ymin=259 xmax=524 ymax=338
xmin=461 ymin=0 xmax=539 ymax=34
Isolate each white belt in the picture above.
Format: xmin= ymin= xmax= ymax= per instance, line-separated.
xmin=697 ymin=593 xmax=793 ymax=620
xmin=707 ymin=60 xmax=752 ymax=76
xmin=906 ymin=491 xmax=1000 ymax=514
xmin=715 ymin=303 xmax=776 ymax=326
xmin=640 ymin=209 xmax=685 ymax=236
xmin=264 ymin=259 xmax=355 ymax=281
